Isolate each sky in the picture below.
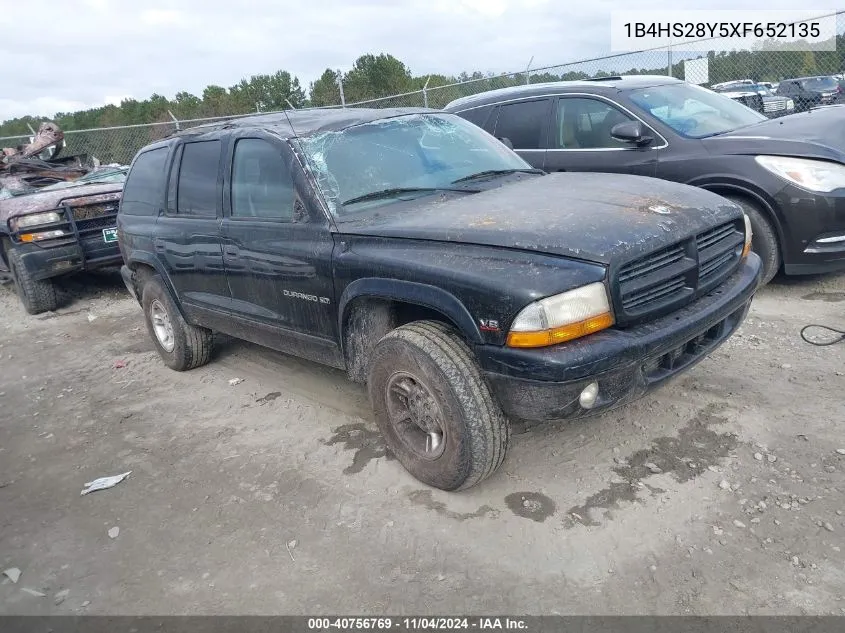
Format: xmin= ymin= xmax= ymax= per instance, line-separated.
xmin=0 ymin=0 xmax=836 ymax=123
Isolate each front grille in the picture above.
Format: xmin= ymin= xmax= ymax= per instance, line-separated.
xmin=615 ymin=220 xmax=744 ymax=324
xmin=622 ymin=274 xmax=686 ymax=312
xmin=763 ymin=100 xmax=787 ymax=112
xmin=618 ymin=243 xmax=684 ymax=283
xmin=77 ymin=215 xmax=117 ymax=233
xmin=72 ymin=202 xmax=117 ymax=221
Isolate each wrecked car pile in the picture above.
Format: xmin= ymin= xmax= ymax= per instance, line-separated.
xmin=0 ymin=122 xmax=96 ymax=198
xmin=0 ymin=122 xmax=128 ymax=313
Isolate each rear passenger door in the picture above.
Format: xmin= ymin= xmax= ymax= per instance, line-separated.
xmin=543 ymin=96 xmax=658 ymax=177
xmin=486 ymin=98 xmax=552 ymax=169
xmin=220 ymin=132 xmax=336 ymax=341
xmin=154 ymin=138 xmax=231 ymax=314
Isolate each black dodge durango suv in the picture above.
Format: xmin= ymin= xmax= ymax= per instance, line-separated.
xmin=117 ymin=108 xmax=761 ymax=491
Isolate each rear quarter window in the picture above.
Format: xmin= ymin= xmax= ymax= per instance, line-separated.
xmin=120 ymin=147 xmax=169 ymax=216
xmin=458 ymin=105 xmax=495 ymax=132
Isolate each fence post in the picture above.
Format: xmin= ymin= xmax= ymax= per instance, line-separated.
xmin=422 ymin=75 xmax=431 ymax=108
xmin=667 ymin=40 xmax=673 ymax=77
xmin=167 ymin=110 xmax=180 ymax=131
xmin=525 ymin=56 xmax=534 ymax=85
xmin=336 ymin=70 xmax=346 ymax=108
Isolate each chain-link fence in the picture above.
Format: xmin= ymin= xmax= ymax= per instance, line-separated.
xmin=1 ymin=10 xmax=842 ymax=165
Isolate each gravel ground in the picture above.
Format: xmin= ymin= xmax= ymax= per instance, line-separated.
xmin=1 ymin=268 xmax=844 ymax=615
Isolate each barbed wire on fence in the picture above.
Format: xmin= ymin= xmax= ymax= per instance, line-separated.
xmin=1 ymin=10 xmax=842 ymax=165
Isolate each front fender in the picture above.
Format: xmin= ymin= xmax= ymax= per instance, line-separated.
xmin=338 ymin=277 xmax=483 ymax=345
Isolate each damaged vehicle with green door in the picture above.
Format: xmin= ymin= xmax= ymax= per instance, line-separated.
xmin=0 ymin=167 xmax=128 ymax=313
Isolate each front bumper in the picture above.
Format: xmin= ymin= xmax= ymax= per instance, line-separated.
xmin=478 ymin=254 xmax=761 ymax=421
xmin=775 ymin=185 xmax=845 ymax=275
xmin=11 ymin=241 xmax=122 ymax=281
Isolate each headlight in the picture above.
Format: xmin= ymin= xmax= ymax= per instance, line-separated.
xmin=742 ymin=214 xmax=753 ymax=258
xmin=786 ymin=99 xmax=794 ymax=109
xmin=12 ymin=211 xmax=62 ymax=230
xmin=506 ymin=282 xmax=614 ymax=348
xmin=755 ymin=156 xmax=845 ymax=193
xmin=20 ymin=229 xmax=68 ymax=242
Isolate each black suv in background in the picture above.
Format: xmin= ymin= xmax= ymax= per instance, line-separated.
xmin=775 ymin=76 xmax=842 ymax=111
xmin=444 ymin=76 xmax=845 ymax=284
xmin=117 ymin=108 xmax=760 ymax=491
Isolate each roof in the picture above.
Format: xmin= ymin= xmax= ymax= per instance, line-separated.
xmin=174 ymin=107 xmax=436 ymax=140
xmin=443 ymin=75 xmax=684 ymax=111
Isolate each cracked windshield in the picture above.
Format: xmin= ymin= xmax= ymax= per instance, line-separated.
xmin=301 ymin=114 xmax=531 ymax=214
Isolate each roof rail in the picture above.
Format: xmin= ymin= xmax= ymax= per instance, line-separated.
xmin=585 ymin=76 xmax=624 ymax=82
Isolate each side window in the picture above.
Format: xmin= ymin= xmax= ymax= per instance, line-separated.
xmin=493 ymin=99 xmax=549 ymax=149
xmin=554 ymin=98 xmax=635 ymax=149
xmin=458 ymin=105 xmax=494 ymax=131
xmin=176 ymin=140 xmax=221 ymax=217
xmin=120 ymin=147 xmax=168 ymax=215
xmin=230 ymin=139 xmax=295 ymax=220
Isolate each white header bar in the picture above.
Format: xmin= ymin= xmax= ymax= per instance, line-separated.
xmin=610 ymin=10 xmax=838 ymax=52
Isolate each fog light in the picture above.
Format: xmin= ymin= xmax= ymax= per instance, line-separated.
xmin=579 ymin=382 xmax=599 ymax=409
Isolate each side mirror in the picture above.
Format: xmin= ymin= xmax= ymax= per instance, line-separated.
xmin=498 ymin=137 xmax=514 ymax=150
xmin=611 ymin=120 xmax=653 ymax=147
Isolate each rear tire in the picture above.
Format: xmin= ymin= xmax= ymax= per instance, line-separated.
xmin=141 ymin=275 xmax=213 ymax=371
xmin=367 ymin=320 xmax=510 ymax=491
xmin=725 ymin=195 xmax=780 ymax=285
xmin=7 ymin=247 xmax=58 ymax=314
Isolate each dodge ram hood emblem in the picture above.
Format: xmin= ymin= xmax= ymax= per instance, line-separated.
xmin=649 ymin=205 xmax=671 ymax=215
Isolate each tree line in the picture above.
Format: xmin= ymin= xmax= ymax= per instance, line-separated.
xmin=2 ymin=39 xmax=843 ymax=141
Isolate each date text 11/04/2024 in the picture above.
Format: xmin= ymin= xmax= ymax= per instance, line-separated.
xmin=307 ymin=618 xmax=528 ymax=630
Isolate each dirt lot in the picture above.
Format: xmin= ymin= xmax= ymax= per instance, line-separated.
xmin=1 ymin=268 xmax=844 ymax=615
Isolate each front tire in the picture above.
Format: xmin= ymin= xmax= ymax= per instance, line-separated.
xmin=726 ymin=195 xmax=781 ymax=285
xmin=141 ymin=275 xmax=213 ymax=371
xmin=367 ymin=321 xmax=510 ymax=491
xmin=7 ymin=247 xmax=58 ymax=314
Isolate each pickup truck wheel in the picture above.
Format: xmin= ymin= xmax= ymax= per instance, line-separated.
xmin=368 ymin=321 xmax=509 ymax=491
xmin=7 ymin=248 xmax=58 ymax=314
xmin=141 ymin=275 xmax=213 ymax=371
xmin=725 ymin=195 xmax=780 ymax=284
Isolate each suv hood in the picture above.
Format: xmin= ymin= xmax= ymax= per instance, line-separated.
xmin=702 ymin=106 xmax=845 ymax=162
xmin=336 ymin=173 xmax=741 ymax=266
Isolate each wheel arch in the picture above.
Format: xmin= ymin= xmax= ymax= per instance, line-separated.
xmin=338 ymin=278 xmax=483 ymax=383
xmin=125 ymin=253 xmax=189 ymax=320
xmin=695 ymin=180 xmax=785 ymax=245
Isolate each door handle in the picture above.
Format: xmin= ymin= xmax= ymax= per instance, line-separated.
xmin=223 ymin=245 xmax=239 ymax=257
xmin=153 ymin=238 xmax=165 ymax=253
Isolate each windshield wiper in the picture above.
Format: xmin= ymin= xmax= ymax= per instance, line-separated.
xmin=341 ymin=187 xmax=477 ymax=206
xmin=451 ymin=168 xmax=544 ymax=184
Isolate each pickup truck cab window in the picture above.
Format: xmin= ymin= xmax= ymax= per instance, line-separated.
xmin=231 ymin=138 xmax=294 ymax=220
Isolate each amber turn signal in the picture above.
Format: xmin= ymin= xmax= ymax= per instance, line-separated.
xmin=506 ymin=312 xmax=614 ymax=348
